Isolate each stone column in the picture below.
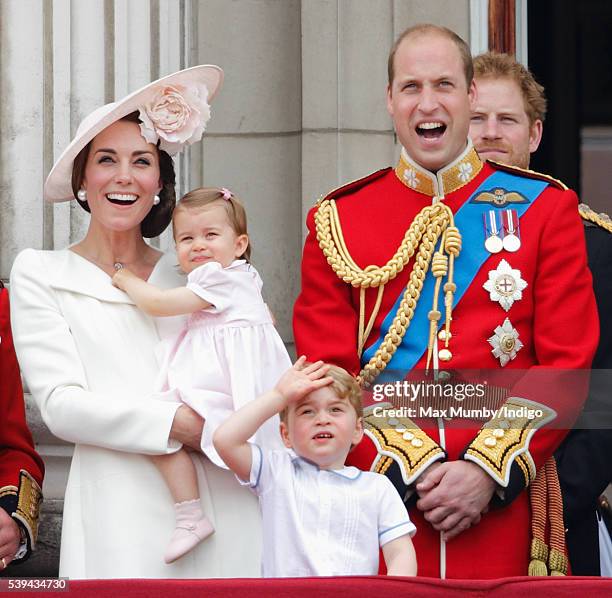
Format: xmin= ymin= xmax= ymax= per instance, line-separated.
xmin=0 ymin=0 xmax=45 ymax=277
xmin=194 ymin=0 xmax=303 ymax=346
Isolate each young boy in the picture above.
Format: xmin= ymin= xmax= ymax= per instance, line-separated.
xmin=213 ymin=357 xmax=417 ymax=577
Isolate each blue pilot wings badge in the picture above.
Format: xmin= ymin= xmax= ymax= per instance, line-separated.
xmin=470 ymin=187 xmax=529 ymax=208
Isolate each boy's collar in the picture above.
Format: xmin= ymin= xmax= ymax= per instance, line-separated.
xmin=288 ymin=449 xmax=362 ymax=480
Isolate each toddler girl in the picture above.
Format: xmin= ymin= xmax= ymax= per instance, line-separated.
xmin=112 ymin=187 xmax=291 ymax=563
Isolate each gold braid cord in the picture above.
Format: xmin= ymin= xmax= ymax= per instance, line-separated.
xmin=546 ymin=459 xmax=568 ymax=575
xmin=579 ymin=203 xmax=612 ymax=233
xmin=315 ymin=198 xmax=460 ymax=387
xmin=528 ymin=467 xmax=549 ymax=576
xmin=527 ymin=457 xmax=568 ymax=576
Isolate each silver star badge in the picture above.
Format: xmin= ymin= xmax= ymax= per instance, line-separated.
xmin=483 ymin=259 xmax=527 ymax=312
xmin=488 ymin=318 xmax=523 ymax=367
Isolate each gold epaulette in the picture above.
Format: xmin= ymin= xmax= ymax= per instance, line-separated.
xmin=578 ymin=203 xmax=612 ymax=233
xmin=315 ymin=168 xmax=391 ymax=207
xmin=487 ymin=160 xmax=568 ymax=191
xmin=463 ymin=397 xmax=556 ymax=487
xmin=363 ymin=403 xmax=445 ymax=485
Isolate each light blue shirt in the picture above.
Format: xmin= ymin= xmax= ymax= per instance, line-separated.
xmin=242 ymin=445 xmax=416 ymax=577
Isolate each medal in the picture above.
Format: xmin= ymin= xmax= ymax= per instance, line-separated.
xmin=483 ymin=259 xmax=528 ymax=312
xmin=502 ymin=209 xmax=521 ymax=252
xmin=483 ymin=210 xmax=503 ymax=253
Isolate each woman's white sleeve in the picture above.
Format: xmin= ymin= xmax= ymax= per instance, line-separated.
xmin=9 ymin=250 xmax=181 ymax=454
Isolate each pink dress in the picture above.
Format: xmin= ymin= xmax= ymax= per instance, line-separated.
xmin=156 ymin=260 xmax=291 ymax=467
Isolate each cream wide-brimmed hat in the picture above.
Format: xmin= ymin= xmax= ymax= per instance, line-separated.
xmin=44 ymin=64 xmax=223 ymax=203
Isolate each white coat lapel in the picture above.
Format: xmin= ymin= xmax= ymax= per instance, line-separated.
xmin=47 ymin=250 xmax=136 ymax=304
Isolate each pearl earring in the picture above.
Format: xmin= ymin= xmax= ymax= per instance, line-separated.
xmin=153 ymin=195 xmax=160 ymax=206
xmin=77 ymin=189 xmax=87 ymax=201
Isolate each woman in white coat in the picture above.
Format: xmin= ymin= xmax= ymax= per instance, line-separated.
xmin=9 ymin=67 xmax=262 ymax=579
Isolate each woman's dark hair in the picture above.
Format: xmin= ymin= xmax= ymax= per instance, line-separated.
xmin=70 ymin=111 xmax=176 ymax=238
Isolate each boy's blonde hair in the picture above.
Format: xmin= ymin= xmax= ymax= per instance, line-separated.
xmin=280 ymin=364 xmax=363 ymax=422
xmin=172 ymin=187 xmax=251 ymax=261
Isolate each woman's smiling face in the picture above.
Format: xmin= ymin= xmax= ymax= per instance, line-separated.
xmin=81 ymin=119 xmax=162 ymax=233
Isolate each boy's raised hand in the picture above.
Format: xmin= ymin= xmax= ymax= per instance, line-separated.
xmin=274 ymin=356 xmax=332 ymax=405
xmin=215 ymin=357 xmax=332 ymax=483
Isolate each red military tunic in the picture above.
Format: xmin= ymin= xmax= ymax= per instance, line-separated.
xmin=293 ymin=144 xmax=599 ymax=578
xmin=0 ymin=283 xmax=44 ymax=562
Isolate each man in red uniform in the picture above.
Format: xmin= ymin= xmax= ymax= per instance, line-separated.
xmin=0 ymin=281 xmax=44 ymax=570
xmin=293 ymin=25 xmax=598 ymax=578
xmin=469 ymin=50 xmax=612 ymax=577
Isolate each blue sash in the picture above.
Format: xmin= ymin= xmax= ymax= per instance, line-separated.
xmin=361 ymin=170 xmax=548 ymax=378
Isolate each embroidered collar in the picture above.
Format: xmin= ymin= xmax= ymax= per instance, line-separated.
xmin=289 ymin=450 xmax=362 ymax=480
xmin=395 ymin=139 xmax=483 ymax=199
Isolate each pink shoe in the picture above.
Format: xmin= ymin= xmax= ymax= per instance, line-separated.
xmin=164 ymin=499 xmax=214 ymax=564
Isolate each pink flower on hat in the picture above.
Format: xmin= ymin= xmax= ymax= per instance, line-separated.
xmin=138 ymin=83 xmax=211 ymax=155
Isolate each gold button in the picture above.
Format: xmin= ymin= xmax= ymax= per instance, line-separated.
xmin=492 ymin=428 xmax=505 ymax=438
xmin=438 ymin=330 xmax=452 ymax=341
xmin=484 ymin=437 xmax=497 ymax=448
xmin=395 ymin=425 xmax=407 ymax=433
xmin=498 ymin=420 xmax=510 ymax=429
xmin=438 ymin=348 xmax=453 ymax=362
xmin=388 ymin=418 xmax=399 ymax=426
xmin=402 ymin=431 xmax=414 ymax=441
xmin=411 ymin=438 xmax=423 ymax=448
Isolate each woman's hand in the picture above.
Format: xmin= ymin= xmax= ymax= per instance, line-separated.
xmin=170 ymin=405 xmax=205 ymax=450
